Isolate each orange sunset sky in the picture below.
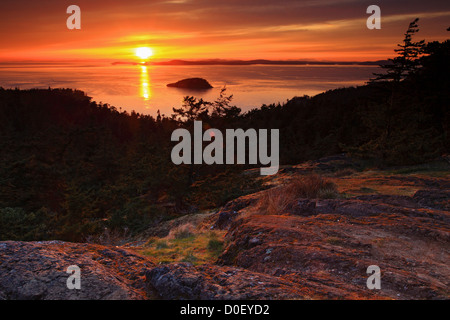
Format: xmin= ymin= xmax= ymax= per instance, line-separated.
xmin=0 ymin=0 xmax=449 ymax=62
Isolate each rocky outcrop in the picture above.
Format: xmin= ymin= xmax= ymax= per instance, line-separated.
xmin=217 ymin=191 xmax=450 ymax=299
xmin=167 ymin=78 xmax=213 ymax=90
xmin=213 ymin=192 xmax=261 ymax=229
xmin=0 ymin=241 xmax=154 ymax=300
xmin=413 ymin=189 xmax=450 ymax=211
xmin=288 ymin=193 xmax=450 ymax=222
xmin=279 ymin=154 xmax=360 ymax=174
xmin=146 ymin=263 xmax=312 ymax=300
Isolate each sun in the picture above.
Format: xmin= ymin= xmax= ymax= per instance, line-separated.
xmin=135 ymin=47 xmax=153 ymax=60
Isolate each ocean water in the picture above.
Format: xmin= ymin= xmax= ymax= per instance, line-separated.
xmin=0 ymin=61 xmax=379 ymax=116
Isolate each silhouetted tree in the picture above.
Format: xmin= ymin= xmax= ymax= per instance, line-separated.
xmin=373 ymin=18 xmax=425 ymax=82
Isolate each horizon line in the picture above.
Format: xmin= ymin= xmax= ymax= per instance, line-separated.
xmin=0 ymin=58 xmax=389 ymax=65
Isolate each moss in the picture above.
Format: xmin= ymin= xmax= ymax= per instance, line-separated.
xmin=207 ymin=239 xmax=224 ymax=256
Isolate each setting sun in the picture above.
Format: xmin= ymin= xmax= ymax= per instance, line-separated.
xmin=135 ymin=47 xmax=153 ymax=60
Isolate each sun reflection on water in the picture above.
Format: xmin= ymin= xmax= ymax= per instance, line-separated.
xmin=140 ymin=65 xmax=151 ymax=106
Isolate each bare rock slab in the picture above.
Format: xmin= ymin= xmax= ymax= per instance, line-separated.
xmin=146 ymin=262 xmax=312 ymax=300
xmin=0 ymin=241 xmax=154 ymax=300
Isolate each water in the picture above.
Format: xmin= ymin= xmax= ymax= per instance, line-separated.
xmin=0 ymin=61 xmax=379 ymax=116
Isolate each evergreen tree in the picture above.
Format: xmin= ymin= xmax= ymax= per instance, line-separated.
xmin=373 ymin=18 xmax=425 ymax=82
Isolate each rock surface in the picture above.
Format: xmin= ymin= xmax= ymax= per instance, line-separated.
xmin=146 ymin=263 xmax=312 ymax=300
xmin=167 ymin=78 xmax=213 ymax=89
xmin=217 ymin=193 xmax=450 ymax=299
xmin=213 ymin=192 xmax=261 ymax=229
xmin=0 ymin=241 xmax=154 ymax=300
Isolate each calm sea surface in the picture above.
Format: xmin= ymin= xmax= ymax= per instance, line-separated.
xmin=0 ymin=62 xmax=379 ymax=116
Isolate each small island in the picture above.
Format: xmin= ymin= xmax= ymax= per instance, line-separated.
xmin=167 ymin=78 xmax=213 ymax=89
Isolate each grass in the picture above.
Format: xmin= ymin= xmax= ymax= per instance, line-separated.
xmin=256 ymin=174 xmax=340 ymax=215
xmin=386 ymin=163 xmax=450 ymax=177
xmin=290 ymin=175 xmax=339 ymax=199
xmin=334 ymin=170 xmax=420 ymax=197
xmin=181 ymin=252 xmax=199 ymax=264
xmin=138 ymin=226 xmax=226 ymax=265
xmin=170 ymin=224 xmax=195 ymax=240
xmin=331 ymin=159 xmax=449 ymax=197
xmin=155 ymin=240 xmax=169 ymax=249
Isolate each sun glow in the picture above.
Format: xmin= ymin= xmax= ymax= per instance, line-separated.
xmin=135 ymin=47 xmax=153 ymax=60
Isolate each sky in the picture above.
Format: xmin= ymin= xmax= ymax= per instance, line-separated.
xmin=0 ymin=0 xmax=449 ymax=62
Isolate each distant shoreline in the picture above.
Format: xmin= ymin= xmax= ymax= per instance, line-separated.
xmin=0 ymin=59 xmax=386 ymax=68
xmin=112 ymin=59 xmax=386 ymax=67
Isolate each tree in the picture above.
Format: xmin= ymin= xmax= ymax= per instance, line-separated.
xmin=172 ymin=87 xmax=239 ymax=124
xmin=172 ymin=96 xmax=210 ymax=123
xmin=362 ymin=19 xmax=426 ymax=162
xmin=350 ymin=21 xmax=449 ymax=165
xmin=373 ymin=18 xmax=425 ymax=82
xmin=210 ymin=87 xmax=240 ymax=118
xmin=170 ymin=88 xmax=240 ymax=195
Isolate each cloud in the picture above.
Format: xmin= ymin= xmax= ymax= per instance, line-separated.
xmin=0 ymin=0 xmax=449 ymax=60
